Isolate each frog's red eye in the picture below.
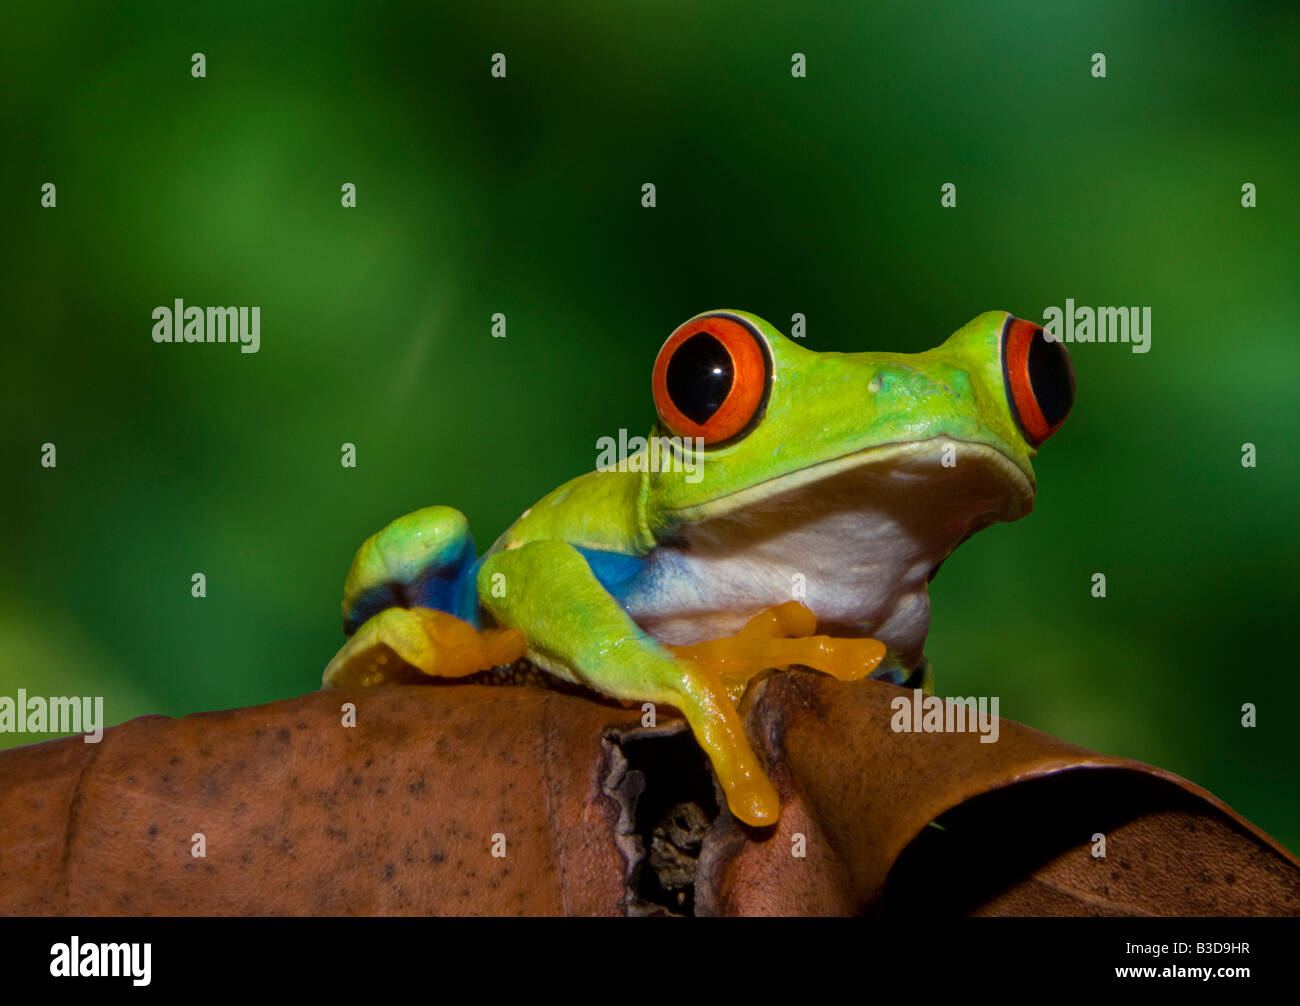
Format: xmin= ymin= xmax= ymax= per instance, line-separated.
xmin=1002 ymin=316 xmax=1075 ymax=447
xmin=652 ymin=314 xmax=771 ymax=446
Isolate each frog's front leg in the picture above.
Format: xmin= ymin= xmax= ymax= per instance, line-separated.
xmin=478 ymin=540 xmax=781 ymax=827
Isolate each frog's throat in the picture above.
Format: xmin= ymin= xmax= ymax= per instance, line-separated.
xmin=663 ymin=438 xmax=1034 ymax=526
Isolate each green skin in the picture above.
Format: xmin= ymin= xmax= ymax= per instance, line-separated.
xmin=327 ymin=310 xmax=1050 ymax=826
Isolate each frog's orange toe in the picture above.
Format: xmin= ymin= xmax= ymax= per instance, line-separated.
xmin=484 ymin=627 xmax=528 ymax=667
xmin=322 ymin=608 xmax=528 ymax=688
xmin=724 ymin=772 xmax=781 ymax=827
xmin=762 ymin=600 xmax=818 ymax=638
xmin=780 ymin=634 xmax=887 ymax=683
xmin=667 ymin=602 xmax=886 ymax=700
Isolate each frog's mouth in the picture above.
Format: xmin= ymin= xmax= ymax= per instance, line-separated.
xmin=634 ymin=438 xmax=1034 ymax=662
xmin=667 ymin=438 xmax=1034 ymax=527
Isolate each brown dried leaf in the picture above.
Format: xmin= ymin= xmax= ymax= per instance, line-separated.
xmin=696 ymin=672 xmax=1300 ymax=916
xmin=0 ymin=672 xmax=1295 ymax=916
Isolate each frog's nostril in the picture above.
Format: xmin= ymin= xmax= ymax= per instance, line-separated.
xmin=1001 ymin=316 xmax=1075 ymax=446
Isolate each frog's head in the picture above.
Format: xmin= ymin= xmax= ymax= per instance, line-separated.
xmin=642 ymin=310 xmax=1073 ymax=649
xmin=649 ymin=309 xmax=1073 ymax=520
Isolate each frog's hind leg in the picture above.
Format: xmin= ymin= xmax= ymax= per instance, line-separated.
xmin=340 ymin=505 xmax=479 ymax=635
xmin=323 ymin=506 xmax=526 ymax=689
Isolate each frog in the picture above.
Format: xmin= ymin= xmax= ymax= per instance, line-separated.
xmin=322 ymin=309 xmax=1074 ymax=827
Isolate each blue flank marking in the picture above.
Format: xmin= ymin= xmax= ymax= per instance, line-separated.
xmin=869 ymin=666 xmax=907 ymax=685
xmin=456 ymin=555 xmax=484 ymax=627
xmin=345 ymin=540 xmax=646 ymax=636
xmin=422 ymin=545 xmax=645 ymax=626
xmin=343 ymin=534 xmax=481 ymax=633
xmin=405 ymin=536 xmax=480 ymax=624
xmin=576 ymin=547 xmax=647 ymax=605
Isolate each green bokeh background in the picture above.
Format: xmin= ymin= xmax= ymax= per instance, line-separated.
xmin=3 ymin=2 xmax=1297 ymax=852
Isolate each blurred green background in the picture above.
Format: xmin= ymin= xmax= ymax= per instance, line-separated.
xmin=3 ymin=1 xmax=1297 ymax=852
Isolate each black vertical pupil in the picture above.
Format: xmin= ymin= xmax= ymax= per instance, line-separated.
xmin=666 ymin=332 xmax=734 ymax=424
xmin=1027 ymin=330 xmax=1074 ymax=428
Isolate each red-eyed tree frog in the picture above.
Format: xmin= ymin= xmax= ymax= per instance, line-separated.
xmin=323 ymin=310 xmax=1074 ymax=827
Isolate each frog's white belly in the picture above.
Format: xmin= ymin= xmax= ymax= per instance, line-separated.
xmin=621 ymin=451 xmax=1024 ymax=668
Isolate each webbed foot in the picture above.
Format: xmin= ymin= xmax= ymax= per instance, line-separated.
xmin=666 ymin=601 xmax=886 ymax=703
xmin=322 ymin=607 xmax=527 ymax=689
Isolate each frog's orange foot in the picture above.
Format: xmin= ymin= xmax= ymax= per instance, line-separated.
xmin=666 ymin=601 xmax=886 ymax=703
xmin=322 ymin=607 xmax=527 ymax=689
